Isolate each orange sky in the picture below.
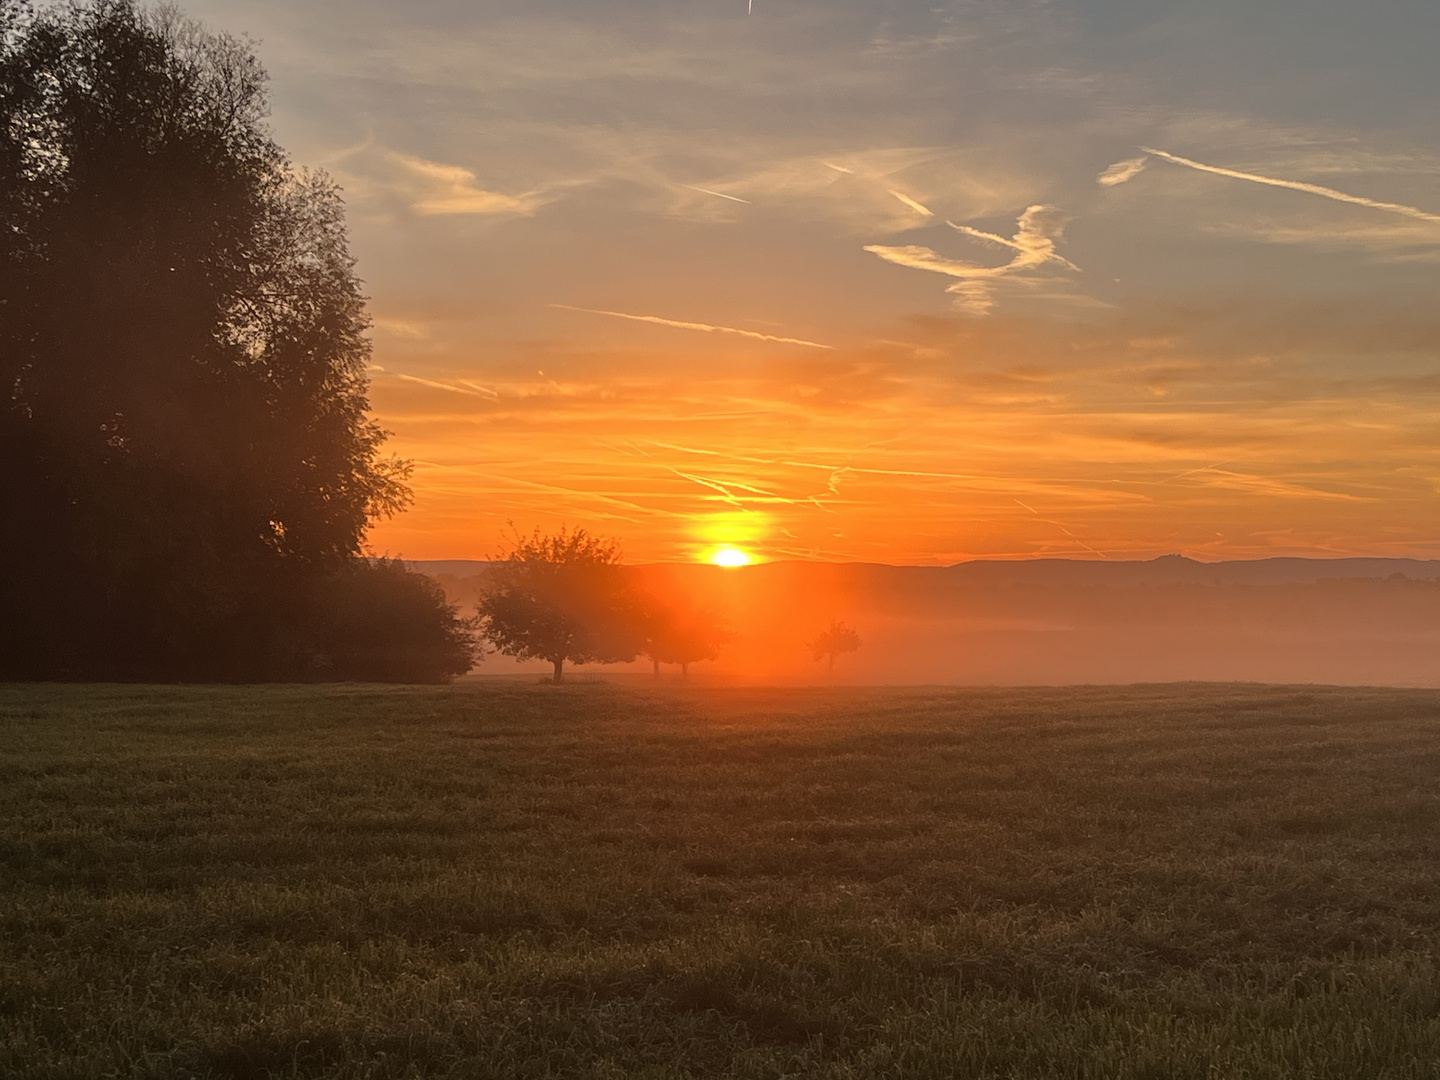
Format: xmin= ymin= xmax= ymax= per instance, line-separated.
xmin=189 ymin=0 xmax=1440 ymax=564
xmin=364 ymin=302 xmax=1440 ymax=563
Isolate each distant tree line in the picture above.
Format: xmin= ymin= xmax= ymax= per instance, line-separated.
xmin=0 ymin=1 xmax=475 ymax=681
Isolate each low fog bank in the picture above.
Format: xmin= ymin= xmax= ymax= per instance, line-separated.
xmin=416 ymin=555 xmax=1440 ymax=685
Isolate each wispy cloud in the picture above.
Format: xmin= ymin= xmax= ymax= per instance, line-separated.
xmin=1097 ymin=156 xmax=1148 ymax=186
xmin=665 ymin=467 xmax=796 ymax=508
xmin=338 ymin=146 xmax=543 ymax=217
xmin=394 ymin=152 xmax=539 ymax=216
xmin=1202 ymin=217 xmax=1440 ymax=259
xmin=1141 ymin=147 xmax=1440 ymax=227
xmin=947 ymin=216 xmax=1080 ymax=272
xmin=394 ymin=372 xmax=497 ymax=397
xmin=1178 ymin=468 xmax=1373 ymax=503
xmin=1014 ymin=498 xmax=1109 ymax=558
xmin=372 ymin=318 xmax=430 ymax=339
xmin=888 ymin=189 xmax=934 ymax=216
xmin=549 ymin=304 xmax=834 ymax=349
xmin=685 ymin=185 xmax=752 ymax=204
xmin=457 ymin=379 xmax=501 ymax=399
xmin=865 ymin=205 xmax=1078 ymax=315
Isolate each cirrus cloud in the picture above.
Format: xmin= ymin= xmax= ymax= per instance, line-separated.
xmin=865 ymin=205 xmax=1079 ymax=315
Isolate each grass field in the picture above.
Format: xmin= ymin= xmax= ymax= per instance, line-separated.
xmin=4 ymin=681 xmax=1440 ymax=1078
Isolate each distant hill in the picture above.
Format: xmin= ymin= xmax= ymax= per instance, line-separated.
xmin=941 ymin=554 xmax=1440 ymax=586
xmin=409 ymin=554 xmax=1440 ymax=586
xmin=406 ymin=559 xmax=497 ymax=578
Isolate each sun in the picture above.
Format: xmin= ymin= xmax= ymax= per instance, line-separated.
xmin=709 ymin=545 xmax=752 ymax=568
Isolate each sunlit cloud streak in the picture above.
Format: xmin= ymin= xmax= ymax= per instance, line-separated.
xmin=1179 ymin=468 xmax=1373 ymax=503
xmin=1097 ymin=156 xmax=1149 ymax=187
xmin=946 ymin=218 xmax=1080 ymax=272
xmin=1015 ymin=498 xmax=1109 ymax=559
xmin=395 ymin=373 xmax=495 ymax=396
xmin=548 ymin=304 xmax=834 ymax=349
xmin=685 ymin=185 xmax=751 ymax=204
xmin=666 ymin=468 xmax=793 ymax=509
xmin=1140 ymin=148 xmax=1440 ymax=227
xmin=457 ymin=380 xmax=500 ymax=399
xmin=865 ymin=205 xmax=1077 ymax=315
xmin=888 ymin=190 xmax=933 ymax=216
xmin=389 ymin=150 xmax=539 ymax=216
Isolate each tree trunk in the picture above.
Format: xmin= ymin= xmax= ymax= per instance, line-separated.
xmin=653 ymin=658 xmax=660 ymax=677
xmin=828 ymin=652 xmax=835 ymax=672
xmin=681 ymin=661 xmax=689 ymax=678
xmin=552 ymin=658 xmax=564 ymax=683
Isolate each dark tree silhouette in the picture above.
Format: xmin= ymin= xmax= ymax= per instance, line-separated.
xmin=292 ymin=559 xmax=479 ymax=683
xmin=477 ymin=527 xmax=643 ymax=683
xmin=644 ymin=600 xmax=729 ymax=677
xmin=808 ymin=619 xmax=861 ymax=672
xmin=0 ymin=0 xmax=462 ymax=680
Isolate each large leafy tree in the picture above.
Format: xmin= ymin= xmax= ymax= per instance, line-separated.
xmin=477 ymin=527 xmax=643 ymax=683
xmin=0 ymin=1 xmax=419 ymax=678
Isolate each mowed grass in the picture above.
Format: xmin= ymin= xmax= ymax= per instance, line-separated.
xmin=4 ymin=682 xmax=1440 ymax=1079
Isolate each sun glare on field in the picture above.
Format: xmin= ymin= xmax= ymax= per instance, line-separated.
xmin=710 ymin=545 xmax=752 ymax=567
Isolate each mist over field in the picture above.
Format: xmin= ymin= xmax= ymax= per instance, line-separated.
xmin=423 ymin=556 xmax=1440 ymax=685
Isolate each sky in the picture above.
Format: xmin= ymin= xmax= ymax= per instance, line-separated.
xmin=186 ymin=0 xmax=1440 ymax=564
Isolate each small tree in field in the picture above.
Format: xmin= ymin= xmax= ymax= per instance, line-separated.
xmin=809 ymin=619 xmax=861 ymax=672
xmin=476 ymin=527 xmax=642 ymax=683
xmin=644 ymin=601 xmax=729 ymax=678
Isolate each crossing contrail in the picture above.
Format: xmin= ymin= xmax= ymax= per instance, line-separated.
xmin=549 ymin=304 xmax=833 ymax=349
xmin=888 ymin=190 xmax=934 ymax=216
xmin=686 ymin=185 xmax=751 ymax=204
xmin=1140 ymin=147 xmax=1440 ymax=226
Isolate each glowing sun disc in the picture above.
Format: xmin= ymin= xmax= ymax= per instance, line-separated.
xmin=711 ymin=545 xmax=751 ymax=568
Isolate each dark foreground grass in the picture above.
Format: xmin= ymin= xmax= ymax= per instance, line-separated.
xmin=4 ymin=682 xmax=1440 ymax=1079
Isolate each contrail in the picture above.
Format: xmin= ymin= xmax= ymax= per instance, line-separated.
xmin=888 ymin=189 xmax=933 ymax=216
xmin=1014 ymin=498 xmax=1109 ymax=559
xmin=394 ymin=373 xmax=494 ymax=397
xmin=1142 ymin=146 xmax=1440 ymax=226
xmin=549 ymin=304 xmax=834 ymax=349
xmin=947 ymin=222 xmax=1018 ymax=250
xmin=456 ymin=379 xmax=500 ymax=399
xmin=947 ymin=219 xmax=1081 ymax=272
xmin=686 ymin=185 xmax=751 ymax=204
xmin=866 ymin=205 xmax=1078 ymax=315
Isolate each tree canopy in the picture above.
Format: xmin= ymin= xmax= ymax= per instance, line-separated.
xmin=477 ymin=527 xmax=644 ymax=682
xmin=0 ymin=0 xmax=466 ymax=680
